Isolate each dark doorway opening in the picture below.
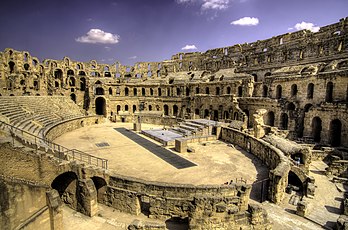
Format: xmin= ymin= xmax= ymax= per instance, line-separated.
xmin=95 ymin=97 xmax=106 ymax=116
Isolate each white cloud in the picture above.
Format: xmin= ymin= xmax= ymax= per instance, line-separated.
xmin=76 ymin=29 xmax=120 ymax=44
xmin=231 ymin=17 xmax=259 ymax=26
xmin=294 ymin=21 xmax=320 ymax=32
xmin=202 ymin=0 xmax=229 ymax=10
xmin=182 ymin=45 xmax=197 ymax=50
xmin=176 ymin=0 xmax=229 ymax=10
xmin=129 ymin=56 xmax=137 ymax=59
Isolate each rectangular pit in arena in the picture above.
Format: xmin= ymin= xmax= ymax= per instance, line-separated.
xmin=142 ymin=129 xmax=183 ymax=146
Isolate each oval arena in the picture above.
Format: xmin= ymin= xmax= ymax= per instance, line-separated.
xmin=1 ymin=18 xmax=348 ymax=230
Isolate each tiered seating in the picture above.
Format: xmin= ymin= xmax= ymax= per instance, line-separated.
xmin=0 ymin=96 xmax=85 ymax=136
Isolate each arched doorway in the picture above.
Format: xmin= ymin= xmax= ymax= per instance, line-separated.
xmin=95 ymin=97 xmax=106 ymax=116
xmin=51 ymin=171 xmax=78 ymax=209
xmin=91 ymin=176 xmax=107 ymax=203
xmin=276 ymin=85 xmax=282 ymax=99
xmin=287 ymin=171 xmax=303 ymax=194
xmin=164 ymin=104 xmax=169 ymax=116
xmin=280 ymin=113 xmax=288 ymax=130
xmin=173 ymin=105 xmax=178 ymax=116
xmin=312 ymin=117 xmax=322 ymax=142
xmin=330 ymin=119 xmax=342 ymax=147
xmin=204 ymin=109 xmax=210 ymax=119
xmin=264 ymin=111 xmax=275 ymax=126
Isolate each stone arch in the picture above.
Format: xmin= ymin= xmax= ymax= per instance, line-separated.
xmin=312 ymin=117 xmax=322 ymax=142
xmin=262 ymin=85 xmax=268 ymax=97
xmin=51 ymin=171 xmax=78 ymax=209
xmin=133 ymin=88 xmax=137 ymax=96
xmin=326 ymin=81 xmax=334 ymax=102
xmin=142 ymin=88 xmax=146 ymax=96
xmin=280 ymin=113 xmax=288 ymax=130
xmin=216 ymin=87 xmax=220 ymax=95
xmin=91 ymin=176 xmax=107 ymax=203
xmin=125 ymin=87 xmax=129 ymax=96
xmin=291 ymin=84 xmax=298 ymax=97
xmin=195 ymin=87 xmax=200 ymax=94
xmin=108 ymin=87 xmax=113 ymax=95
xmin=80 ymin=77 xmax=86 ymax=91
xmin=330 ymin=119 xmax=342 ymax=147
xmin=264 ymin=111 xmax=275 ymax=126
xmin=173 ymin=105 xmax=178 ymax=116
xmin=163 ymin=104 xmax=169 ymax=116
xmin=307 ymin=83 xmax=314 ymax=99
xmin=158 ymin=88 xmax=162 ymax=96
xmin=205 ymin=87 xmax=210 ymax=95
xmin=304 ymin=104 xmax=313 ymax=113
xmin=8 ymin=61 xmax=15 ymax=73
xmin=287 ymin=170 xmax=305 ymax=193
xmin=54 ymin=69 xmax=63 ymax=79
xmin=95 ymin=97 xmax=106 ymax=116
xmin=67 ymin=69 xmax=74 ymax=76
xmin=227 ymin=86 xmax=231 ymax=94
xmin=276 ymin=85 xmax=282 ymax=99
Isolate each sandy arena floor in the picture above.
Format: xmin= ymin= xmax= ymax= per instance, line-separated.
xmin=54 ymin=122 xmax=269 ymax=186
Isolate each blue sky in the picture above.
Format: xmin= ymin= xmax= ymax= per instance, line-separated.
xmin=0 ymin=0 xmax=347 ymax=65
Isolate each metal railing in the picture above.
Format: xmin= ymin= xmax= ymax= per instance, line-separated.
xmin=0 ymin=120 xmax=108 ymax=169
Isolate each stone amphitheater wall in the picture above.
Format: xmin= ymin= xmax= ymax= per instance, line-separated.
xmin=221 ymin=127 xmax=290 ymax=203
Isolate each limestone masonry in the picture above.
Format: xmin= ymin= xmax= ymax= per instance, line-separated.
xmin=0 ymin=17 xmax=348 ymax=229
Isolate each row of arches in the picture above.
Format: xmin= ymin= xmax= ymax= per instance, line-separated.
xmin=311 ymin=117 xmax=342 ymax=146
xmin=265 ymin=81 xmax=334 ymax=102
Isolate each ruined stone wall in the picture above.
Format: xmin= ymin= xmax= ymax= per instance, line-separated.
xmin=221 ymin=127 xmax=290 ymax=203
xmin=0 ymin=176 xmax=50 ymax=230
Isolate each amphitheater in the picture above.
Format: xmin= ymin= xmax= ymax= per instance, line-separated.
xmin=0 ymin=17 xmax=348 ymax=230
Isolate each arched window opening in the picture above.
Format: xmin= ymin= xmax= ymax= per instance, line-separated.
xmin=78 ymin=71 xmax=86 ymax=76
xmin=216 ymin=87 xmax=220 ymax=95
xmin=24 ymin=63 xmax=30 ymax=71
xmin=173 ymin=105 xmax=178 ymax=116
xmin=125 ymin=105 xmax=129 ymax=111
xmin=95 ymin=86 xmax=104 ymax=95
xmin=125 ymin=87 xmax=129 ymax=96
xmin=9 ymin=61 xmax=15 ymax=73
xmin=291 ymin=84 xmax=298 ymax=97
xmin=307 ymin=83 xmax=314 ymax=99
xmin=205 ymin=87 xmax=210 ymax=95
xmin=326 ymin=82 xmax=334 ymax=102
xmin=276 ymin=85 xmax=282 ymax=99
xmin=54 ymin=69 xmax=63 ymax=79
xmin=227 ymin=87 xmax=231 ymax=94
xmin=142 ymin=88 xmax=146 ymax=96
xmin=116 ymin=105 xmax=121 ymax=113
xmin=186 ymin=87 xmax=190 ymax=96
xmin=148 ymin=105 xmax=152 ymax=111
xmin=133 ymin=88 xmax=137 ymax=96
xmin=195 ymin=87 xmax=200 ymax=94
xmin=164 ymin=105 xmax=169 ymax=116
xmin=176 ymin=87 xmax=181 ymax=96
xmin=108 ymin=87 xmax=113 ymax=95
xmin=133 ymin=105 xmax=137 ymax=113
xmin=158 ymin=88 xmax=162 ymax=96
xmin=252 ymin=74 xmax=258 ymax=82
xmin=150 ymin=88 xmax=154 ymax=96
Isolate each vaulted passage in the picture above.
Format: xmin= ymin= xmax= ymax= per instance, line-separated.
xmin=312 ymin=117 xmax=322 ymax=142
xmin=51 ymin=171 xmax=78 ymax=209
xmin=91 ymin=176 xmax=107 ymax=203
xmin=95 ymin=97 xmax=106 ymax=116
xmin=330 ymin=119 xmax=342 ymax=147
